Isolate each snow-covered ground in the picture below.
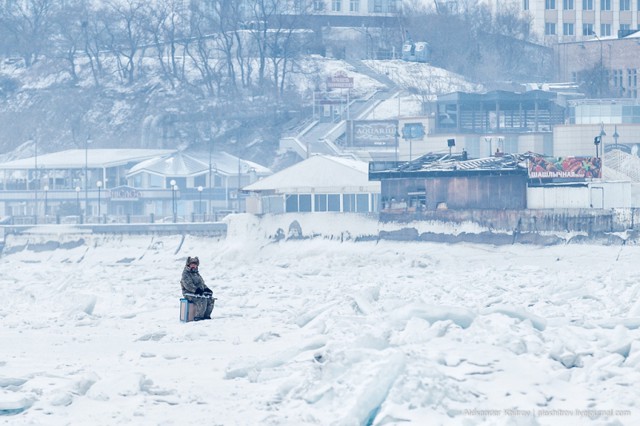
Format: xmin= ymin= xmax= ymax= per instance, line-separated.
xmin=1 ymin=214 xmax=640 ymax=425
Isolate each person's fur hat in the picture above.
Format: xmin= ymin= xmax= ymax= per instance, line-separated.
xmin=186 ymin=256 xmax=200 ymax=266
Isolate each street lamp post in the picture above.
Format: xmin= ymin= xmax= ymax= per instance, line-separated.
xmin=208 ymin=137 xmax=214 ymax=220
xmin=598 ymin=124 xmax=606 ymax=158
xmin=410 ymin=138 xmax=415 ymax=161
xmin=84 ymin=136 xmax=92 ymax=219
xmin=96 ymin=180 xmax=102 ymax=221
xmin=43 ymin=185 xmax=49 ymax=220
xmin=447 ymin=138 xmax=456 ymax=157
xmin=75 ymin=186 xmax=81 ymax=220
xmin=485 ymin=136 xmax=492 ymax=157
xmin=170 ymin=179 xmax=177 ymax=223
xmin=613 ymin=125 xmax=619 ymax=149
xmin=198 ymin=186 xmax=203 ymax=218
xmin=32 ymin=137 xmax=39 ymax=221
xmin=394 ymin=127 xmax=399 ymax=162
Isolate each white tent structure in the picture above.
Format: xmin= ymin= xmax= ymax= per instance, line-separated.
xmin=243 ymin=155 xmax=381 ymax=214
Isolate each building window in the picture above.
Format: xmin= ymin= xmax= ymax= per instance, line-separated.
xmin=601 ymin=23 xmax=611 ymax=36
xmin=285 ymin=194 xmax=312 ymax=212
xmin=620 ymin=0 xmax=630 ymax=10
xmin=356 ymin=194 xmax=369 ymax=212
xmin=524 ymin=0 xmax=529 ymax=10
xmin=313 ymin=0 xmax=324 ymax=11
xmin=583 ymin=0 xmax=593 ymax=10
xmin=613 ymin=69 xmax=623 ymax=88
xmin=388 ymin=0 xmax=398 ymax=12
xmin=332 ymin=0 xmax=341 ymax=11
xmin=350 ymin=0 xmax=359 ymax=12
xmin=343 ymin=194 xmax=355 ymax=212
xmin=545 ymin=0 xmax=556 ymax=9
xmin=340 ymin=194 xmax=369 ymax=212
xmin=600 ymin=0 xmax=610 ymax=10
xmin=583 ymin=23 xmax=594 ymax=35
xmin=628 ymin=69 xmax=637 ymax=92
xmin=545 ymin=22 xmax=557 ymax=35
xmin=621 ymin=23 xmax=631 ymax=31
xmin=313 ymin=194 xmax=340 ymax=211
xmin=563 ymin=0 xmax=574 ymax=9
xmin=564 ymin=23 xmax=575 ymax=35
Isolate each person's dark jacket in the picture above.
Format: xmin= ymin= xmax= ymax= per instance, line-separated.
xmin=181 ymin=266 xmax=211 ymax=296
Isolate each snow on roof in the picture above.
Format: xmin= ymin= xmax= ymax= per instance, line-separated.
xmin=127 ymin=151 xmax=272 ymax=177
xmin=0 ymin=149 xmax=176 ymax=170
xmin=127 ymin=152 xmax=208 ymax=177
xmin=243 ymin=155 xmax=380 ymax=193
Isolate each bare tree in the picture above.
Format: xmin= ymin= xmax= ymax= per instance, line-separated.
xmin=248 ymin=0 xmax=312 ymax=97
xmin=51 ymin=2 xmax=86 ymax=83
xmin=145 ymin=0 xmax=189 ymax=88
xmin=0 ymin=0 xmax=56 ymax=66
xmin=102 ymin=0 xmax=151 ymax=85
xmin=184 ymin=8 xmax=224 ymax=98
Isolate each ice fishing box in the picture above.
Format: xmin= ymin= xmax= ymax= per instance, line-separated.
xmin=180 ymin=298 xmax=196 ymax=322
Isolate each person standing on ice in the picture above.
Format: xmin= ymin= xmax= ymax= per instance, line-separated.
xmin=181 ymin=256 xmax=214 ymax=321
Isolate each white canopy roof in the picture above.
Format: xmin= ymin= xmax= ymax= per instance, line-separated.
xmin=0 ymin=149 xmax=176 ymax=170
xmin=244 ymin=155 xmax=380 ymax=194
xmin=127 ymin=151 xmax=272 ymax=177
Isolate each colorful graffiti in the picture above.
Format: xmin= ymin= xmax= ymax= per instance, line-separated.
xmin=528 ymin=155 xmax=602 ymax=179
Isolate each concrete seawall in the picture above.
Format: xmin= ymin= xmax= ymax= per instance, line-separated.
xmin=3 ymin=210 xmax=640 ymax=251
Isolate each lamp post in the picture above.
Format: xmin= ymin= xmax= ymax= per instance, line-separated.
xmin=237 ymin=153 xmax=242 ymax=211
xmin=485 ymin=136 xmax=492 ymax=157
xmin=208 ymin=137 xmax=214 ymax=220
xmin=96 ymin=180 xmax=102 ymax=220
xmin=75 ymin=186 xmax=81 ymax=218
xmin=447 ymin=138 xmax=455 ymax=157
xmin=32 ymin=137 xmax=39 ymax=220
xmin=598 ymin=124 xmax=606 ymax=157
xmin=84 ymin=136 xmax=92 ymax=219
xmin=613 ymin=125 xmax=619 ymax=149
xmin=409 ymin=138 xmax=413 ymax=162
xmin=394 ymin=127 xmax=399 ymax=162
xmin=198 ymin=186 xmax=203 ymax=218
xmin=170 ymin=179 xmax=177 ymax=223
xmin=43 ymin=185 xmax=49 ymax=219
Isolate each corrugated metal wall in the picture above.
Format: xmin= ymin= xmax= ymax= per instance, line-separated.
xmin=382 ymin=175 xmax=527 ymax=210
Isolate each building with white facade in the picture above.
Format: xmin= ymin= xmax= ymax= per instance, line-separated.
xmin=522 ymin=0 xmax=640 ymax=43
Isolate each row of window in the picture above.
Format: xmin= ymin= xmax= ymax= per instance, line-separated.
xmin=540 ymin=0 xmax=635 ymax=10
xmin=312 ymin=0 xmax=397 ymax=12
xmin=285 ymin=193 xmax=374 ymax=213
xmin=545 ymin=22 xmax=639 ymax=35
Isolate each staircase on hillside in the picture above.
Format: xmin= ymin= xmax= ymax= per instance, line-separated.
xmin=279 ymin=59 xmax=401 ymax=161
xmin=344 ymin=58 xmax=399 ymax=91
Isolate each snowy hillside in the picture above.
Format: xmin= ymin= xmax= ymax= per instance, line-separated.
xmin=1 ymin=214 xmax=639 ymax=424
xmin=0 ymin=53 xmax=480 ymax=164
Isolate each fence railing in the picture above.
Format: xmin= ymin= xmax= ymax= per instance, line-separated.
xmin=3 ymin=211 xmax=235 ymax=226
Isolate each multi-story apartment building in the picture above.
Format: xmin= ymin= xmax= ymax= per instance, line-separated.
xmin=523 ymin=0 xmax=640 ymax=43
xmin=306 ymin=0 xmax=401 ymax=14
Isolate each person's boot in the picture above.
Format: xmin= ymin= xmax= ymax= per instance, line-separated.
xmin=194 ymin=317 xmax=204 ymax=321
xmin=204 ymin=315 xmax=211 ymax=320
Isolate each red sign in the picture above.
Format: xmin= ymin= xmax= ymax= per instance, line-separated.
xmin=327 ymin=71 xmax=354 ymax=89
xmin=528 ymin=156 xmax=602 ymax=179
